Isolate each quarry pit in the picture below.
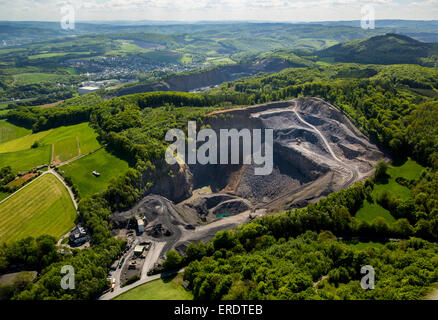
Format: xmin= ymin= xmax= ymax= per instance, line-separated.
xmin=111 ymin=97 xmax=385 ymax=258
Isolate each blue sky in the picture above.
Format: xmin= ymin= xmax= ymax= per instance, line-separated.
xmin=0 ymin=0 xmax=437 ymax=22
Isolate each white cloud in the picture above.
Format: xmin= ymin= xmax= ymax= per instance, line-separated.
xmin=0 ymin=0 xmax=435 ymax=21
xmin=412 ymin=0 xmax=438 ymax=6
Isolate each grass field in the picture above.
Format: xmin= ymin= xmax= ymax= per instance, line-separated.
xmin=356 ymin=159 xmax=425 ymax=224
xmin=60 ymin=148 xmax=129 ymax=197
xmin=0 ymin=120 xmax=31 ymax=144
xmin=13 ymin=73 xmax=71 ymax=85
xmin=206 ymin=56 xmax=235 ymax=66
xmin=0 ymin=174 xmax=77 ymax=244
xmin=115 ymin=274 xmax=193 ymax=300
xmin=0 ymin=122 xmax=101 ymax=171
xmin=106 ymin=40 xmax=151 ymax=55
xmin=0 ymin=145 xmax=51 ymax=172
xmin=0 ymin=123 xmax=99 ymax=154
xmin=53 ymin=138 xmax=79 ymax=163
xmin=0 ymin=130 xmax=52 ymax=153
xmin=0 ymin=109 xmax=10 ymax=117
xmin=28 ymin=52 xmax=89 ymax=60
xmin=0 ymin=192 xmax=10 ymax=202
xmin=389 ymin=159 xmax=425 ymax=181
xmin=356 ymin=200 xmax=396 ymax=224
xmin=41 ymin=123 xmax=100 ymax=154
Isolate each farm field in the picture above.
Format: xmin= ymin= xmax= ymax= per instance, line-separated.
xmin=0 ymin=122 xmax=101 ymax=171
xmin=0 ymin=120 xmax=31 ymax=144
xmin=0 ymin=129 xmax=52 ymax=153
xmin=13 ymin=73 xmax=72 ymax=85
xmin=7 ymin=173 xmax=39 ymax=189
xmin=60 ymin=148 xmax=130 ymax=197
xmin=355 ymin=159 xmax=425 ymax=224
xmin=0 ymin=145 xmax=51 ymax=172
xmin=0 ymin=173 xmax=77 ymax=244
xmin=52 ymin=138 xmax=80 ymax=163
xmin=0 ymin=192 xmax=10 ymax=202
xmin=41 ymin=122 xmax=100 ymax=155
xmin=115 ymin=274 xmax=193 ymax=300
xmin=53 ymin=138 xmax=78 ymax=163
xmin=0 ymin=122 xmax=99 ymax=154
xmin=106 ymin=40 xmax=151 ymax=55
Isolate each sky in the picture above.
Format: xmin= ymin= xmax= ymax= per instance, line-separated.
xmin=0 ymin=0 xmax=437 ymax=22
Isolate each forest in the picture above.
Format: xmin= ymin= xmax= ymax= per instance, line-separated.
xmin=182 ymin=231 xmax=438 ymax=300
xmin=318 ymin=34 xmax=438 ymax=67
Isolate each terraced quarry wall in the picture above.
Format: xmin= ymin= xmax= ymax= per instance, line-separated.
xmin=114 ymin=58 xmax=295 ymax=96
xmin=187 ymin=97 xmax=384 ymax=211
xmin=112 ymin=97 xmax=386 ymax=258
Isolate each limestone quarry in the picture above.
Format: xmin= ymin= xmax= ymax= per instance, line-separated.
xmin=111 ymin=97 xmax=385 ymax=258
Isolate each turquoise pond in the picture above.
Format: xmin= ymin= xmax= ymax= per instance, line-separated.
xmin=216 ymin=213 xmax=232 ymax=218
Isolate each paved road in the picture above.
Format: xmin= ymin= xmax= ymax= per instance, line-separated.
xmin=0 ymin=169 xmax=79 ymax=248
xmin=0 ymin=169 xmax=77 ymax=209
xmin=0 ymin=173 xmax=46 ymax=206
xmin=49 ymin=169 xmax=78 ymax=210
xmin=113 ymin=238 xmax=139 ymax=288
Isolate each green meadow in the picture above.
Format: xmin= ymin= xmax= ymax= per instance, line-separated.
xmin=13 ymin=73 xmax=71 ymax=85
xmin=60 ymin=148 xmax=130 ymax=197
xmin=0 ymin=120 xmax=32 ymax=144
xmin=0 ymin=174 xmax=77 ymax=244
xmin=356 ymin=159 xmax=425 ymax=224
xmin=0 ymin=146 xmax=51 ymax=172
xmin=115 ymin=274 xmax=193 ymax=300
xmin=0 ymin=122 xmax=101 ymax=171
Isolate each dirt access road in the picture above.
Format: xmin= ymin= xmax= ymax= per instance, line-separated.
xmin=135 ymin=195 xmax=255 ymax=259
xmin=292 ymin=106 xmax=358 ymax=188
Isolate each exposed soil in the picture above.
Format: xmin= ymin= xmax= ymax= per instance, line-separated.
xmin=111 ymin=97 xmax=386 ymax=258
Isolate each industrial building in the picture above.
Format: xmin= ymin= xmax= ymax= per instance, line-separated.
xmin=78 ymin=86 xmax=100 ymax=95
xmin=134 ymin=245 xmax=144 ymax=256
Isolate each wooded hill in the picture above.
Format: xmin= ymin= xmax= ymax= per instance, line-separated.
xmin=318 ymin=34 xmax=438 ymax=67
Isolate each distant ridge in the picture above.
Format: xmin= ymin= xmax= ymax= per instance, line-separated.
xmin=318 ymin=33 xmax=438 ymax=67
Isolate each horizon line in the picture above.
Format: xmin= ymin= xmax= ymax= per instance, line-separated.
xmin=1 ymin=18 xmax=438 ymax=24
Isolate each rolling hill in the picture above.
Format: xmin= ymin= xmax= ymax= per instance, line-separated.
xmin=318 ymin=33 xmax=438 ymax=67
